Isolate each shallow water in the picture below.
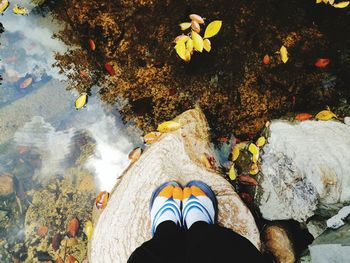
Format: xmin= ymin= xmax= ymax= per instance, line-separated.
xmin=0 ymin=5 xmax=141 ymax=262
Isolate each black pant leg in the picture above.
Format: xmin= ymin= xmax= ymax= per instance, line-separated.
xmin=128 ymin=221 xmax=184 ymax=263
xmin=185 ymin=222 xmax=268 ymax=263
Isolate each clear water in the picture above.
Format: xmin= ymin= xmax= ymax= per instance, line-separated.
xmin=0 ymin=4 xmax=141 ymax=261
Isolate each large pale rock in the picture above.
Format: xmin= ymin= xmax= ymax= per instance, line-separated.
xmin=257 ymin=120 xmax=350 ymax=222
xmin=90 ymin=109 xmax=261 ymax=263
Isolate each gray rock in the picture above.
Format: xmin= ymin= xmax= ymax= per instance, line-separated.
xmin=257 ymin=120 xmax=350 ymax=222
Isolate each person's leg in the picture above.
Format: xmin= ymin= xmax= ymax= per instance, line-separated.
xmin=185 ymin=222 xmax=266 ymax=263
xmin=182 ymin=180 xmax=267 ymax=263
xmin=128 ymin=182 xmax=184 ymax=263
xmin=128 ymin=221 xmax=183 ymax=263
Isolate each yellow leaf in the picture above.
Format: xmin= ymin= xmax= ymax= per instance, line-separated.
xmin=231 ymin=146 xmax=240 ymax=161
xmin=228 ymin=165 xmax=237 ymax=180
xmin=175 ymin=41 xmax=187 ymax=60
xmin=191 ymin=30 xmax=204 ymax=52
xmin=204 ymin=20 xmax=222 ymax=39
xmin=236 ymin=142 xmax=248 ymax=149
xmin=329 ymin=0 xmax=335 ymax=4
xmin=250 ymin=163 xmax=259 ymax=175
xmin=203 ymin=39 xmax=211 ymax=52
xmin=174 ymin=35 xmax=189 ymax=44
xmin=315 ymin=110 xmax=337 ymax=120
xmin=184 ymin=50 xmax=191 ymax=62
xmin=248 ymin=143 xmax=259 ymax=156
xmin=252 ymin=153 xmax=259 ymax=163
xmin=200 ymin=154 xmax=212 ymax=169
xmin=0 ymin=0 xmax=9 ymax=14
xmin=75 ymin=93 xmax=88 ymax=109
xmin=256 ymin=136 xmax=266 ymax=147
xmin=144 ymin=132 xmax=162 ymax=144
xmin=83 ymin=220 xmax=93 ymax=241
xmin=316 ymin=0 xmax=323 ymax=3
xmin=332 ymin=1 xmax=350 ymax=8
xmin=13 ymin=5 xmax=28 ymax=15
xmin=186 ymin=38 xmax=194 ymax=53
xmin=280 ymin=45 xmax=289 ymax=63
xmin=179 ymin=22 xmax=191 ymax=30
xmin=157 ymin=121 xmax=181 ymax=132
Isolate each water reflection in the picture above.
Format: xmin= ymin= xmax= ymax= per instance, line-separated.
xmin=0 ymin=5 xmax=141 ymax=261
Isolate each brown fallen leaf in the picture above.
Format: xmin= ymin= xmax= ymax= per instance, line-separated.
xmin=104 ymin=63 xmax=116 ymax=76
xmin=238 ymin=174 xmax=258 ymax=186
xmin=67 ymin=218 xmax=79 ymax=237
xmin=263 ymin=54 xmax=270 ymax=65
xmin=128 ymin=147 xmax=142 ymax=162
xmin=89 ymin=39 xmax=96 ymax=51
xmin=315 ymin=58 xmax=330 ymax=68
xmin=51 ymin=233 xmax=61 ymax=251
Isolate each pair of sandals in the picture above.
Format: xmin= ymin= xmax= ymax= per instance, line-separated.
xmin=150 ymin=180 xmax=218 ymax=236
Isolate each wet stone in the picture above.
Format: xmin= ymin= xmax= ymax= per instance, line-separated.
xmin=0 ymin=174 xmax=14 ymax=198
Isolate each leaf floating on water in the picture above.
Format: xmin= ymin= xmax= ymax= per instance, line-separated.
xmin=204 ymin=20 xmax=222 ymax=39
xmin=95 ymin=191 xmax=110 ymax=209
xmin=315 ymin=110 xmax=337 ymax=120
xmin=238 ymin=174 xmax=258 ymax=186
xmin=203 ymin=39 xmax=211 ymax=52
xmin=280 ymin=45 xmax=289 ymax=63
xmin=128 ymin=147 xmax=142 ymax=162
xmin=228 ymin=165 xmax=237 ymax=180
xmin=83 ymin=220 xmax=93 ymax=241
xmin=13 ymin=5 xmax=28 ymax=15
xmin=89 ymin=39 xmax=96 ymax=51
xmin=250 ymin=163 xmax=259 ymax=175
xmin=75 ymin=93 xmax=88 ymax=110
xmin=248 ymin=143 xmax=259 ymax=156
xmin=20 ymin=77 xmax=33 ymax=89
xmin=263 ymin=54 xmax=270 ymax=65
xmin=175 ymin=41 xmax=187 ymax=61
xmin=144 ymin=131 xmax=162 ymax=144
xmin=157 ymin=121 xmax=181 ymax=132
xmin=256 ymin=136 xmax=266 ymax=147
xmin=189 ymin=14 xmax=205 ymax=24
xmin=105 ymin=63 xmax=116 ymax=76
xmin=179 ymin=22 xmax=191 ymax=31
xmin=332 ymin=1 xmax=350 ymax=8
xmin=191 ymin=30 xmax=204 ymax=52
xmin=231 ymin=146 xmax=240 ymax=161
xmin=295 ymin=112 xmax=313 ymax=121
xmin=67 ymin=218 xmax=79 ymax=237
xmin=315 ymin=58 xmax=330 ymax=68
xmin=191 ymin=20 xmax=201 ymax=33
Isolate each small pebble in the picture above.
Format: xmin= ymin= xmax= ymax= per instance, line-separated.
xmin=344 ymin=117 xmax=350 ymax=126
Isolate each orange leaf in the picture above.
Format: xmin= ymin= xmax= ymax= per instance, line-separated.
xmin=263 ymin=54 xmax=270 ymax=65
xmin=95 ymin=191 xmax=110 ymax=209
xmin=105 ymin=63 xmax=116 ymax=76
xmin=295 ymin=113 xmax=313 ymax=121
xmin=67 ymin=218 xmax=79 ymax=237
xmin=315 ymin=58 xmax=330 ymax=68
xmin=89 ymin=39 xmax=96 ymax=51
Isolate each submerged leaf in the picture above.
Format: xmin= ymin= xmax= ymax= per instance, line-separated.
xmin=203 ymin=39 xmax=211 ymax=52
xmin=256 ymin=136 xmax=266 ymax=147
xmin=228 ymin=165 xmax=237 ymax=180
xmin=263 ymin=54 xmax=270 ymax=65
xmin=191 ymin=31 xmax=204 ymax=52
xmin=104 ymin=63 xmax=116 ymax=76
xmin=67 ymin=218 xmax=79 ymax=237
xmin=333 ymin=1 xmax=349 ymax=8
xmin=157 ymin=121 xmax=181 ymax=132
xmin=238 ymin=174 xmax=258 ymax=186
xmin=189 ymin=14 xmax=205 ymax=24
xmin=204 ymin=20 xmax=222 ymax=38
xmin=75 ymin=93 xmax=88 ymax=110
xmin=315 ymin=58 xmax=330 ymax=68
xmin=315 ymin=110 xmax=337 ymax=120
xmin=295 ymin=113 xmax=313 ymax=121
xmin=231 ymin=146 xmax=240 ymax=161
xmin=89 ymin=39 xmax=96 ymax=51
xmin=179 ymin=22 xmax=191 ymax=31
xmin=20 ymin=77 xmax=33 ymax=89
xmin=280 ymin=45 xmax=289 ymax=63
